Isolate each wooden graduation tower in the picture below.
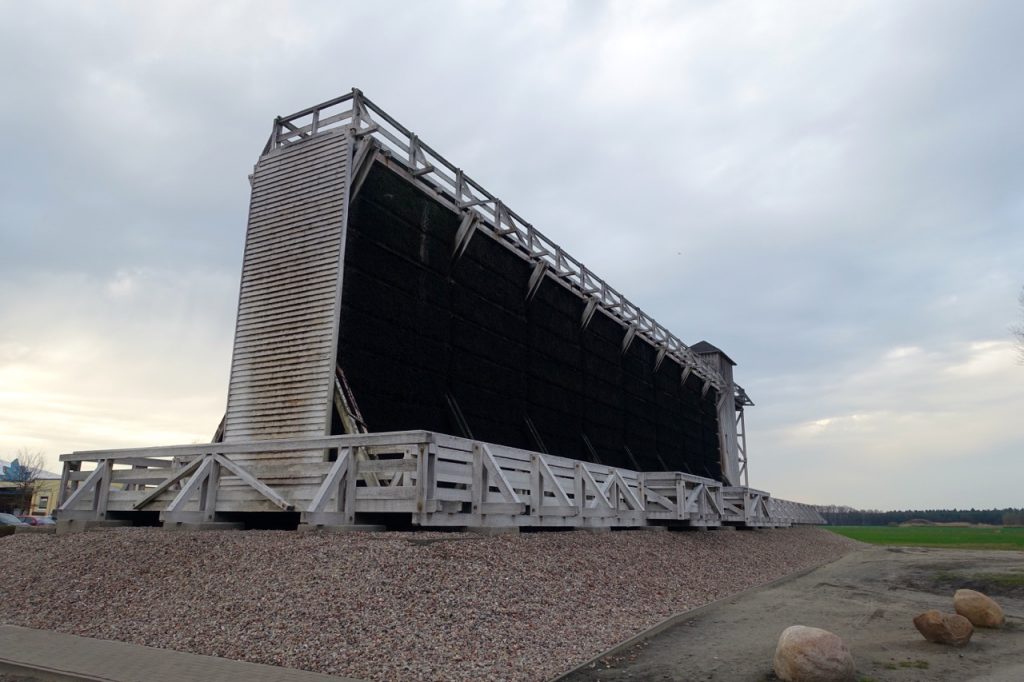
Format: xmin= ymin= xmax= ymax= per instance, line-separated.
xmin=55 ymin=90 xmax=822 ymax=530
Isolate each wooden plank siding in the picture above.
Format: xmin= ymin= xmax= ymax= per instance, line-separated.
xmin=222 ymin=131 xmax=352 ymax=463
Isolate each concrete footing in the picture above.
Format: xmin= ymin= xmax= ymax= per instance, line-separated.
xmin=464 ymin=526 xmax=520 ymax=536
xmin=55 ymin=519 xmax=131 ymax=535
xmin=163 ymin=521 xmax=245 ymax=532
xmin=296 ymin=523 xmax=387 ymax=533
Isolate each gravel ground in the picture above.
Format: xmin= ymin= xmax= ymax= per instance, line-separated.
xmin=0 ymin=527 xmax=859 ymax=681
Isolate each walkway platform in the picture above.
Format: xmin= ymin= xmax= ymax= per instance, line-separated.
xmin=0 ymin=625 xmax=360 ymax=682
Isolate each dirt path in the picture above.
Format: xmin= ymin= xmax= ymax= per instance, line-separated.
xmin=560 ymin=546 xmax=1024 ymax=681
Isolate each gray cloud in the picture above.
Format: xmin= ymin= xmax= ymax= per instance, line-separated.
xmin=1 ymin=0 xmax=1021 ymax=508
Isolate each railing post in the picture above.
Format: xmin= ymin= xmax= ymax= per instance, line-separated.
xmin=675 ymin=475 xmax=685 ymax=521
xmin=351 ymin=87 xmax=364 ymax=132
xmin=415 ymin=443 xmax=436 ymax=514
xmin=471 ymin=442 xmax=485 ymax=525
xmin=343 ymin=454 xmax=358 ymax=525
xmin=573 ymin=462 xmax=584 ymax=518
xmin=57 ymin=460 xmax=76 ymax=507
xmin=200 ymin=459 xmax=220 ymax=521
xmin=272 ymin=117 xmax=282 ymax=150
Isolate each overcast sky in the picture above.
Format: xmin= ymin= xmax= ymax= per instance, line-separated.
xmin=1 ymin=1 xmax=1022 ymax=510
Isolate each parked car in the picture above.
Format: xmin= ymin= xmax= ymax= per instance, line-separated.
xmin=18 ymin=515 xmax=55 ymax=526
xmin=0 ymin=513 xmax=28 ymax=526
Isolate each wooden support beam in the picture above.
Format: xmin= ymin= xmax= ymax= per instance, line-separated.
xmin=343 ymin=449 xmax=358 ymax=522
xmin=308 ymin=448 xmax=351 ymax=513
xmin=535 ymin=454 xmax=572 ymax=508
xmin=478 ymin=444 xmax=522 ymax=507
xmin=57 ymin=461 xmax=77 ymax=507
xmin=581 ymin=298 xmax=598 ymax=329
xmin=526 ymin=261 xmax=546 ymax=302
xmin=578 ymin=464 xmax=612 ymax=509
xmin=133 ymin=456 xmax=205 ymax=510
xmin=621 ymin=325 xmax=637 ymax=355
xmin=349 ymin=136 xmax=377 ymax=198
xmin=60 ymin=463 xmax=105 ymax=512
xmin=471 ymin=443 xmax=485 ymax=522
xmin=452 ymin=212 xmax=477 ymax=261
xmin=415 ymin=444 xmax=436 ymax=514
xmin=644 ymin=487 xmax=676 ymax=512
xmin=654 ymin=346 xmax=667 ymax=372
xmin=213 ymin=454 xmax=294 ymax=512
xmin=202 ymin=457 xmax=220 ymax=514
xmin=166 ymin=457 xmax=215 ymax=513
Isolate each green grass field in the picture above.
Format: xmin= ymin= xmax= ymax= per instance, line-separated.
xmin=826 ymin=525 xmax=1024 ymax=550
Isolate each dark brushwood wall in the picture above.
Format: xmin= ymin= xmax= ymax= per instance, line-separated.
xmin=338 ymin=162 xmax=721 ymax=478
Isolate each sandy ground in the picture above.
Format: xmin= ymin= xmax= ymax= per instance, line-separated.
xmin=561 ymin=545 xmax=1024 ymax=682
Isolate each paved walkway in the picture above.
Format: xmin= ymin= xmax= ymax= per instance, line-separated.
xmin=0 ymin=626 xmax=362 ymax=682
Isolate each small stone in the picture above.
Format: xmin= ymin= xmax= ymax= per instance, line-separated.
xmin=773 ymin=625 xmax=856 ymax=682
xmin=954 ymin=589 xmax=1005 ymax=628
xmin=913 ymin=610 xmax=973 ymax=646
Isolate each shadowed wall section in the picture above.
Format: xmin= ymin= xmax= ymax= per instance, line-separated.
xmin=338 ymin=163 xmax=722 ymax=479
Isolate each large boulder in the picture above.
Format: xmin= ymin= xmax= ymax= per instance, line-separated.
xmin=954 ymin=589 xmax=1005 ymax=628
xmin=913 ymin=610 xmax=973 ymax=646
xmin=773 ymin=625 xmax=856 ymax=682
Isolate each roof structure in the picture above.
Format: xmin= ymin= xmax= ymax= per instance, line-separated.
xmin=691 ymin=340 xmax=737 ymax=366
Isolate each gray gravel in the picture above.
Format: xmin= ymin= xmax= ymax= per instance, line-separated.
xmin=0 ymin=527 xmax=859 ymax=681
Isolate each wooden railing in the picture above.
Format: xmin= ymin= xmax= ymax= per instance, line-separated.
xmin=56 ymin=431 xmax=822 ymax=529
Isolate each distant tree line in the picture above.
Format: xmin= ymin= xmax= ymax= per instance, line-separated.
xmin=814 ymin=505 xmax=1024 ymax=527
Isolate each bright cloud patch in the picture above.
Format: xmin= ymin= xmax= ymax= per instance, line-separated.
xmin=0 ymin=270 xmax=235 ymax=471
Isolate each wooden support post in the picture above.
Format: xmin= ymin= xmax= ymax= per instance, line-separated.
xmin=675 ymin=476 xmax=686 ymax=521
xmin=573 ymin=462 xmax=585 ymax=517
xmin=134 ymin=456 xmax=205 ymax=510
xmin=58 ymin=461 xmax=78 ymax=507
xmin=581 ymin=298 xmax=598 ymax=329
xmin=471 ymin=442 xmax=485 ymax=525
xmin=166 ymin=457 xmax=214 ymax=515
xmin=343 ymin=449 xmax=358 ymax=524
xmin=530 ymin=454 xmax=542 ymax=519
xmin=201 ymin=458 xmax=220 ymax=521
xmin=93 ymin=459 xmax=114 ymax=518
xmin=415 ymin=444 xmax=436 ymax=514
xmin=59 ymin=464 xmax=106 ymax=515
xmin=213 ymin=454 xmax=294 ymax=511
xmin=654 ymin=346 xmax=667 ymax=372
